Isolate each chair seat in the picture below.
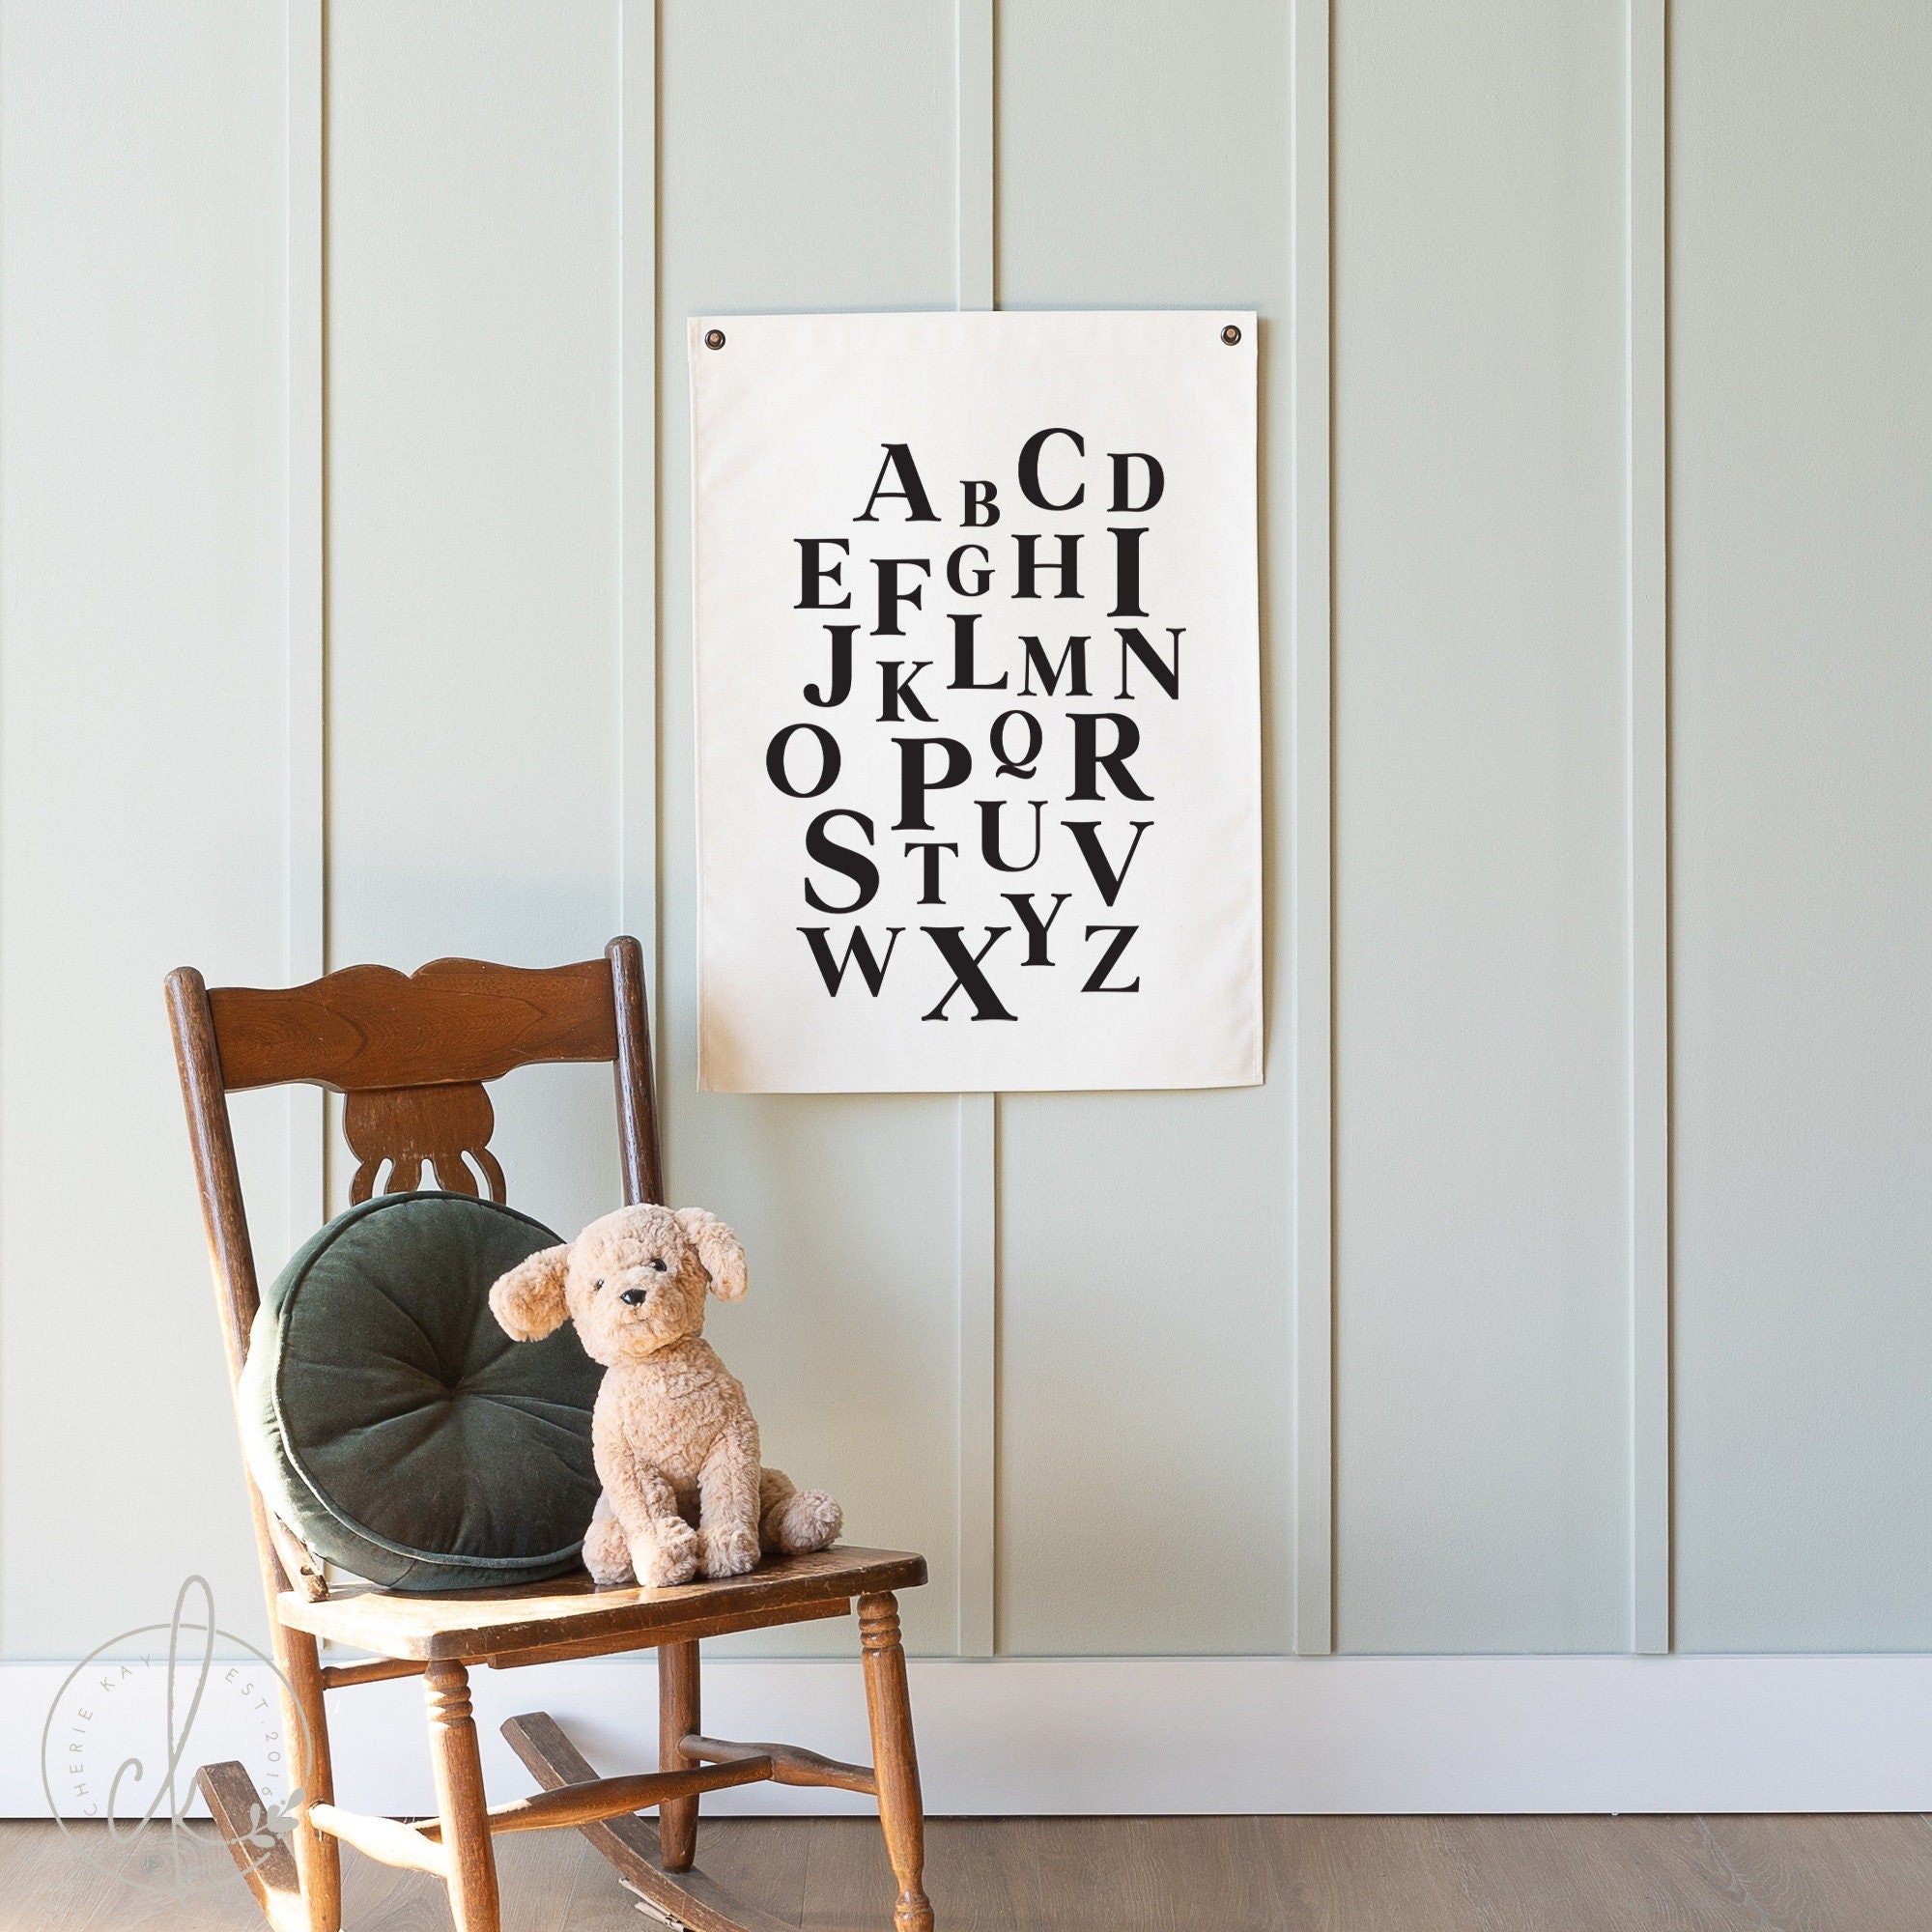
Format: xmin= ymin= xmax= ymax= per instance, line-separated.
xmin=279 ymin=1546 xmax=927 ymax=1663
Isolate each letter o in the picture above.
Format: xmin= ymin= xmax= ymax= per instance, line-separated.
xmin=766 ymin=723 xmax=842 ymax=798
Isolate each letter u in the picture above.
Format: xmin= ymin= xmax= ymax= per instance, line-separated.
xmin=978 ymin=799 xmax=1045 ymax=872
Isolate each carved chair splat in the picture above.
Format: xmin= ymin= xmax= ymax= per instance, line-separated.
xmin=165 ymin=937 xmax=933 ymax=1932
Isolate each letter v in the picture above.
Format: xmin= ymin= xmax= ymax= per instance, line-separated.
xmin=1063 ymin=820 xmax=1153 ymax=907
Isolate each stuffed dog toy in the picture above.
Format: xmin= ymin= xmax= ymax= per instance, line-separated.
xmin=489 ymin=1205 xmax=841 ymax=1588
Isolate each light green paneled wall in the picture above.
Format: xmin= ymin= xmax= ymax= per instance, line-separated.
xmin=0 ymin=0 xmax=292 ymax=1654
xmin=326 ymin=0 xmax=624 ymax=1243
xmin=657 ymin=0 xmax=965 ymax=1657
xmin=1330 ymin=0 xmax=1632 ymax=1653
xmin=1669 ymin=1 xmax=1932 ymax=1652
xmin=994 ymin=0 xmax=1295 ymax=1656
xmin=3 ymin=0 xmax=1931 ymax=1666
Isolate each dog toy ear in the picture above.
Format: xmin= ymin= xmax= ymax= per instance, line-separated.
xmin=490 ymin=1243 xmax=573 ymax=1340
xmin=674 ymin=1208 xmax=748 ymax=1301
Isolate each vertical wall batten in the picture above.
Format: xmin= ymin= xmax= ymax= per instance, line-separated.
xmin=1291 ymin=0 xmax=1335 ymax=1657
xmin=955 ymin=1094 xmax=997 ymax=1657
xmin=953 ymin=0 xmax=998 ymax=1661
xmin=620 ymin=0 xmax=660 ymax=1073
xmin=286 ymin=0 xmax=327 ymax=1240
xmin=1626 ymin=0 xmax=1671 ymax=1656
xmin=955 ymin=0 xmax=994 ymax=313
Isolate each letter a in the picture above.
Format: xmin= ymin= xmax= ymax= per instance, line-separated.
xmin=855 ymin=443 xmax=939 ymax=523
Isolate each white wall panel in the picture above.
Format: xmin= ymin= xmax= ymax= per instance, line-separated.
xmin=657 ymin=0 xmax=963 ymax=1656
xmin=995 ymin=0 xmax=1295 ymax=1656
xmin=1330 ymin=0 xmax=1631 ymax=1651
xmin=0 ymin=0 xmax=288 ymax=1652
xmin=325 ymin=0 xmax=622 ymax=1240
xmin=1671 ymin=2 xmax=1932 ymax=1652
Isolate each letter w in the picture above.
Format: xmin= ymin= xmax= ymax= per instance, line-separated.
xmin=798 ymin=925 xmax=903 ymax=996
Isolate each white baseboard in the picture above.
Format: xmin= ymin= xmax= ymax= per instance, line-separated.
xmin=10 ymin=1654 xmax=1932 ymax=1818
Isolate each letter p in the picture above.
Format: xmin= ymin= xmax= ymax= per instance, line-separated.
xmin=894 ymin=736 xmax=973 ymax=831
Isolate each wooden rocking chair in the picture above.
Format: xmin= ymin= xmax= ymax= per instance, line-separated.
xmin=165 ymin=937 xmax=933 ymax=1932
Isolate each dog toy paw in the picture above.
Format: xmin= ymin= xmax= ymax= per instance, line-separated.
xmin=696 ymin=1523 xmax=761 ymax=1578
xmin=583 ymin=1513 xmax=636 ymax=1587
xmin=638 ymin=1518 xmax=700 ymax=1588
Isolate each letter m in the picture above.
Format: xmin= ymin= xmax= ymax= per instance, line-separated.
xmin=1019 ymin=634 xmax=1091 ymax=697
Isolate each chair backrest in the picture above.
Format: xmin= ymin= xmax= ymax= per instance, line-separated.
xmin=165 ymin=936 xmax=660 ymax=1390
xmin=165 ymin=936 xmax=659 ymax=1605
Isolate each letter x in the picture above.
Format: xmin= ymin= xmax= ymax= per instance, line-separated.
xmin=921 ymin=927 xmax=1017 ymax=1022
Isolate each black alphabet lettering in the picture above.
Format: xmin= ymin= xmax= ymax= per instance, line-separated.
xmin=872 ymin=557 xmax=932 ymax=637
xmin=855 ymin=443 xmax=939 ymax=523
xmin=947 ymin=543 xmax=993 ymax=597
xmin=894 ymin=736 xmax=973 ymax=829
xmin=785 ymin=430 xmax=1180 ymax=1026
xmin=803 ymin=810 xmax=878 ymax=913
xmin=1108 ymin=451 xmax=1164 ymax=513
xmin=805 ymin=624 xmax=855 ymax=707
xmin=878 ymin=660 xmax=935 ymax=724
xmin=961 ymin=479 xmax=1000 ymax=527
xmin=799 ymin=924 xmax=902 ymax=995
xmin=902 ymin=839 xmax=960 ymax=904
xmin=989 ymin=709 xmax=1043 ymax=780
xmin=1082 ymin=923 xmax=1141 ymax=993
xmin=796 ymin=538 xmax=852 ymax=610
xmin=1108 ymin=526 xmax=1148 ymax=618
xmin=1067 ymin=712 xmax=1151 ymax=802
xmin=949 ymin=612 xmax=1008 ymax=691
xmin=978 ymin=798 xmax=1045 ymax=871
xmin=767 ymin=723 xmax=842 ymax=798
xmin=1014 ymin=532 xmax=1080 ymax=600
xmin=1017 ymin=427 xmax=1086 ymax=511
xmin=1065 ymin=819 xmax=1152 ymax=905
xmin=1019 ymin=634 xmax=1091 ymax=697
xmin=1003 ymin=891 xmax=1071 ymax=965
xmin=1115 ymin=627 xmax=1182 ymax=699
xmin=922 ymin=927 xmax=1017 ymax=1021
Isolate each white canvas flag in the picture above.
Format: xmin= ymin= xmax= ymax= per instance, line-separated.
xmin=690 ymin=309 xmax=1261 ymax=1094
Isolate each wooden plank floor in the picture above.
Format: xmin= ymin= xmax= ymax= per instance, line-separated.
xmin=9 ymin=1814 xmax=1932 ymax=1930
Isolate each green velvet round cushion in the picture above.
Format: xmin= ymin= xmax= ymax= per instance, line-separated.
xmin=239 ymin=1190 xmax=600 ymax=1592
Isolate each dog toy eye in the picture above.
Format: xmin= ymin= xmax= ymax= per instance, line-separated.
xmin=593 ymin=1278 xmax=604 ymax=1291
xmin=652 ymin=1259 xmax=668 ymax=1272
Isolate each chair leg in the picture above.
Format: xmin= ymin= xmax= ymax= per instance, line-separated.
xmin=276 ymin=1627 xmax=342 ymax=1932
xmin=858 ymin=1594 xmax=934 ymax=1932
xmin=658 ymin=1639 xmax=701 ymax=1871
xmin=425 ymin=1661 xmax=501 ymax=1932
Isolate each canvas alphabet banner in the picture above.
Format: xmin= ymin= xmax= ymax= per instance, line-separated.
xmin=690 ymin=309 xmax=1261 ymax=1094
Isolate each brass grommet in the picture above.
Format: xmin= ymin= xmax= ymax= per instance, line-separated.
xmin=1221 ymin=324 xmax=1242 ymax=347
xmin=704 ymin=328 xmax=726 ymax=351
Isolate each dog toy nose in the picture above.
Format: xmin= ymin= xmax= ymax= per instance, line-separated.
xmin=620 ymin=1287 xmax=647 ymax=1306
